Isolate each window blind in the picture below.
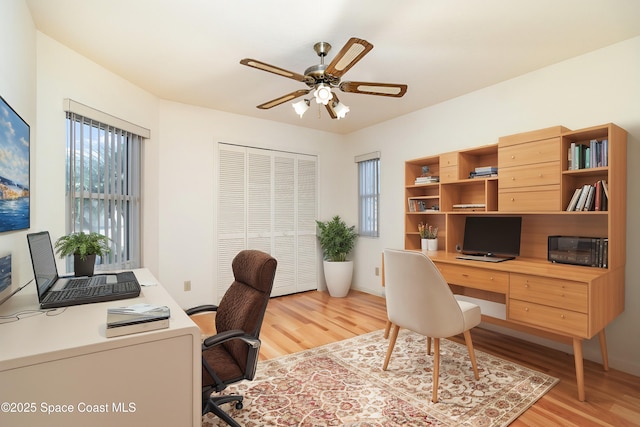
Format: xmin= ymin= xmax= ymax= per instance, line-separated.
xmin=356 ymin=152 xmax=380 ymax=237
xmin=65 ymin=111 xmax=142 ymax=271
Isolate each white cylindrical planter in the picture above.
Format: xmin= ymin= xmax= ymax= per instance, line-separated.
xmin=427 ymin=238 xmax=438 ymax=252
xmin=421 ymin=238 xmax=428 ymax=251
xmin=322 ymin=260 xmax=353 ymax=297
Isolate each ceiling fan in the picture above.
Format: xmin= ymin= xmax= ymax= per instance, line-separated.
xmin=240 ymin=37 xmax=408 ymax=119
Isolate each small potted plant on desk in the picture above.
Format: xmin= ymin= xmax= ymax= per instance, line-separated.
xmin=316 ymin=215 xmax=358 ymax=297
xmin=418 ymin=222 xmax=438 ymax=252
xmin=54 ymin=231 xmax=111 ymax=277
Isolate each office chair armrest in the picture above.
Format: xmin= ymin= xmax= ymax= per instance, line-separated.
xmin=202 ymin=329 xmax=261 ymax=350
xmin=185 ymin=304 xmax=219 ymax=316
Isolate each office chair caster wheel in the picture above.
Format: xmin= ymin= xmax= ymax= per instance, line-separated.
xmin=235 ymin=402 xmax=243 ymax=410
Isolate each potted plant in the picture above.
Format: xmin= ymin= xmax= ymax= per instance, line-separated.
xmin=418 ymin=222 xmax=438 ymax=251
xmin=316 ymin=215 xmax=358 ymax=297
xmin=54 ymin=231 xmax=111 ymax=277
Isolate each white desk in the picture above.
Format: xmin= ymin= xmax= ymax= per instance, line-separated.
xmin=0 ymin=269 xmax=201 ymax=427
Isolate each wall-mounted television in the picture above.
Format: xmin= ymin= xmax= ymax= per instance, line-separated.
xmin=0 ymin=95 xmax=30 ymax=233
xmin=459 ymin=216 xmax=522 ymax=261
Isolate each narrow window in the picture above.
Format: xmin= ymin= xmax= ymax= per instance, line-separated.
xmin=65 ymin=109 xmax=144 ymax=271
xmin=356 ymin=152 xmax=380 ymax=237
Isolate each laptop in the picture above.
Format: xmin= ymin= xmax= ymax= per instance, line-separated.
xmin=27 ymin=231 xmax=141 ymax=309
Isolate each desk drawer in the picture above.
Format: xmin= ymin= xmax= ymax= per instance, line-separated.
xmin=440 ymin=152 xmax=458 ymax=167
xmin=440 ymin=165 xmax=459 ymax=183
xmin=436 ymin=263 xmax=508 ymax=293
xmin=498 ymin=137 xmax=561 ymax=168
xmin=498 ymin=162 xmax=560 ymax=189
xmin=510 ymin=274 xmax=587 ymax=313
xmin=498 ymin=187 xmax=560 ymax=211
xmin=509 ymin=299 xmax=587 ymax=337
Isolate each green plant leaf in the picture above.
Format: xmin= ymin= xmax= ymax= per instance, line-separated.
xmin=54 ymin=232 xmax=111 ymax=261
xmin=316 ymin=215 xmax=358 ymax=262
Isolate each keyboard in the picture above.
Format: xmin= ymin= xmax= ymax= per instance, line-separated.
xmin=456 ymin=255 xmax=514 ymax=263
xmin=47 ymin=281 xmax=140 ymax=302
xmin=64 ymin=276 xmax=107 ymax=288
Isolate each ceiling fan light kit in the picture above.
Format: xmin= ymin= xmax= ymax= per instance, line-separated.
xmin=313 ymin=84 xmax=333 ymax=105
xmin=292 ymin=99 xmax=310 ymax=117
xmin=240 ymin=37 xmax=407 ymax=120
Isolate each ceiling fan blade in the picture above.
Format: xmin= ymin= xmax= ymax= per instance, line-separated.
xmin=256 ymin=89 xmax=310 ymax=109
xmin=240 ymin=58 xmax=306 ymax=82
xmin=324 ymin=38 xmax=373 ymax=78
xmin=325 ymin=93 xmax=339 ymax=119
xmin=339 ymin=81 xmax=408 ymax=97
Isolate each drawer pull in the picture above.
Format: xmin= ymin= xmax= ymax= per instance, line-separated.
xmin=511 ymin=155 xmax=515 ymax=159
xmin=511 ymin=197 xmax=515 ymax=202
xmin=524 ymin=284 xmax=529 ymax=288
xmin=560 ymin=314 xmax=565 ymax=319
xmin=462 ymin=273 xmax=469 ymax=277
xmin=524 ymin=307 xmax=529 ymax=312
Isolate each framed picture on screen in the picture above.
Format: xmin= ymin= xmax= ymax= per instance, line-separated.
xmin=0 ymin=95 xmax=30 ymax=233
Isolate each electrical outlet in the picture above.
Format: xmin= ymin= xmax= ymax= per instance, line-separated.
xmin=184 ymin=280 xmax=191 ymax=292
xmin=375 ymin=267 xmax=380 ymax=276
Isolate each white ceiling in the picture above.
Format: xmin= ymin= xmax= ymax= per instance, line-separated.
xmin=26 ymin=0 xmax=640 ymax=134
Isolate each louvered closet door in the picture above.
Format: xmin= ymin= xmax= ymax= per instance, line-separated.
xmin=217 ymin=145 xmax=247 ymax=299
xmin=296 ymin=155 xmax=318 ymax=292
xmin=216 ymin=143 xmax=318 ymax=301
xmin=273 ymin=153 xmax=296 ymax=295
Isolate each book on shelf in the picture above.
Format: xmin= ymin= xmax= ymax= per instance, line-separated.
xmin=469 ymin=166 xmax=497 ymax=179
xmin=452 ymin=203 xmax=486 ymax=211
xmin=414 ymin=175 xmax=439 ymax=184
xmin=566 ymin=188 xmax=582 ymax=211
xmin=568 ymin=139 xmax=608 ymax=170
xmin=565 ymin=180 xmax=608 ymax=211
xmin=106 ymin=303 xmax=171 ymax=338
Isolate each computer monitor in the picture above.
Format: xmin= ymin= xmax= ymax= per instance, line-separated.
xmin=462 ymin=216 xmax=522 ymax=258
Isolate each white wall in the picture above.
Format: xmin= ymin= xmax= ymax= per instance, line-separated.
xmin=347 ymin=36 xmax=640 ymax=376
xmin=31 ymin=33 xmax=350 ymax=309
xmin=33 ymin=33 xmax=161 ymax=275
xmin=0 ymin=0 xmax=36 ymax=299
xmin=156 ymin=101 xmax=346 ymax=307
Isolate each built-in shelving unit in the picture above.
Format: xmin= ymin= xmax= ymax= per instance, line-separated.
xmin=402 ymin=123 xmax=627 ymax=402
xmin=404 ymin=124 xmax=626 ymax=266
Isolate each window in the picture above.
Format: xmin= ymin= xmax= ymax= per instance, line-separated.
xmin=356 ymin=152 xmax=380 ymax=237
xmin=65 ymin=101 xmax=147 ymax=271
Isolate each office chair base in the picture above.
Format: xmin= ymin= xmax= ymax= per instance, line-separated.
xmin=203 ymin=394 xmax=244 ymax=427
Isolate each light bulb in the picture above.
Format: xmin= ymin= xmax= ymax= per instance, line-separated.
xmin=313 ymin=84 xmax=332 ymax=105
xmin=292 ymin=100 xmax=309 ymax=118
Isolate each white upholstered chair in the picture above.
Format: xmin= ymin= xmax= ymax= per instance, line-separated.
xmin=382 ymin=248 xmax=481 ymax=403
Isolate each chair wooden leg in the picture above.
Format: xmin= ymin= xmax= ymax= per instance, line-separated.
xmin=463 ymin=330 xmax=479 ymax=380
xmin=384 ymin=320 xmax=392 ymax=339
xmin=432 ymin=338 xmax=440 ymax=403
xmin=383 ymin=324 xmax=400 ymax=370
xmin=426 ymin=337 xmax=432 ymax=355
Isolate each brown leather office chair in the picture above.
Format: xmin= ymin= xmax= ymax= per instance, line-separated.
xmin=186 ymin=249 xmax=277 ymax=427
xmin=382 ymin=248 xmax=480 ymax=403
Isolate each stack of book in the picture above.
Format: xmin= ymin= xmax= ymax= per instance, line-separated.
xmin=469 ymin=166 xmax=497 ymax=179
xmin=452 ymin=203 xmax=486 ymax=212
xmin=414 ymin=175 xmax=439 ymax=185
xmin=566 ymin=180 xmax=608 ymax=211
xmin=106 ymin=304 xmax=171 ymax=337
xmin=568 ymin=139 xmax=608 ymax=170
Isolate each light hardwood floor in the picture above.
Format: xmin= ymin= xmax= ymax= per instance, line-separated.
xmin=193 ymin=290 xmax=640 ymax=427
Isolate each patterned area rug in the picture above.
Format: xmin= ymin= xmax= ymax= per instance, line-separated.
xmin=203 ymin=329 xmax=558 ymax=426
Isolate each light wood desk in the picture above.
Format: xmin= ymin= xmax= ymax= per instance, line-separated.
xmin=432 ymin=252 xmax=620 ymax=402
xmin=382 ymin=251 xmax=621 ymax=402
xmin=0 ymin=269 xmax=201 ymax=427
